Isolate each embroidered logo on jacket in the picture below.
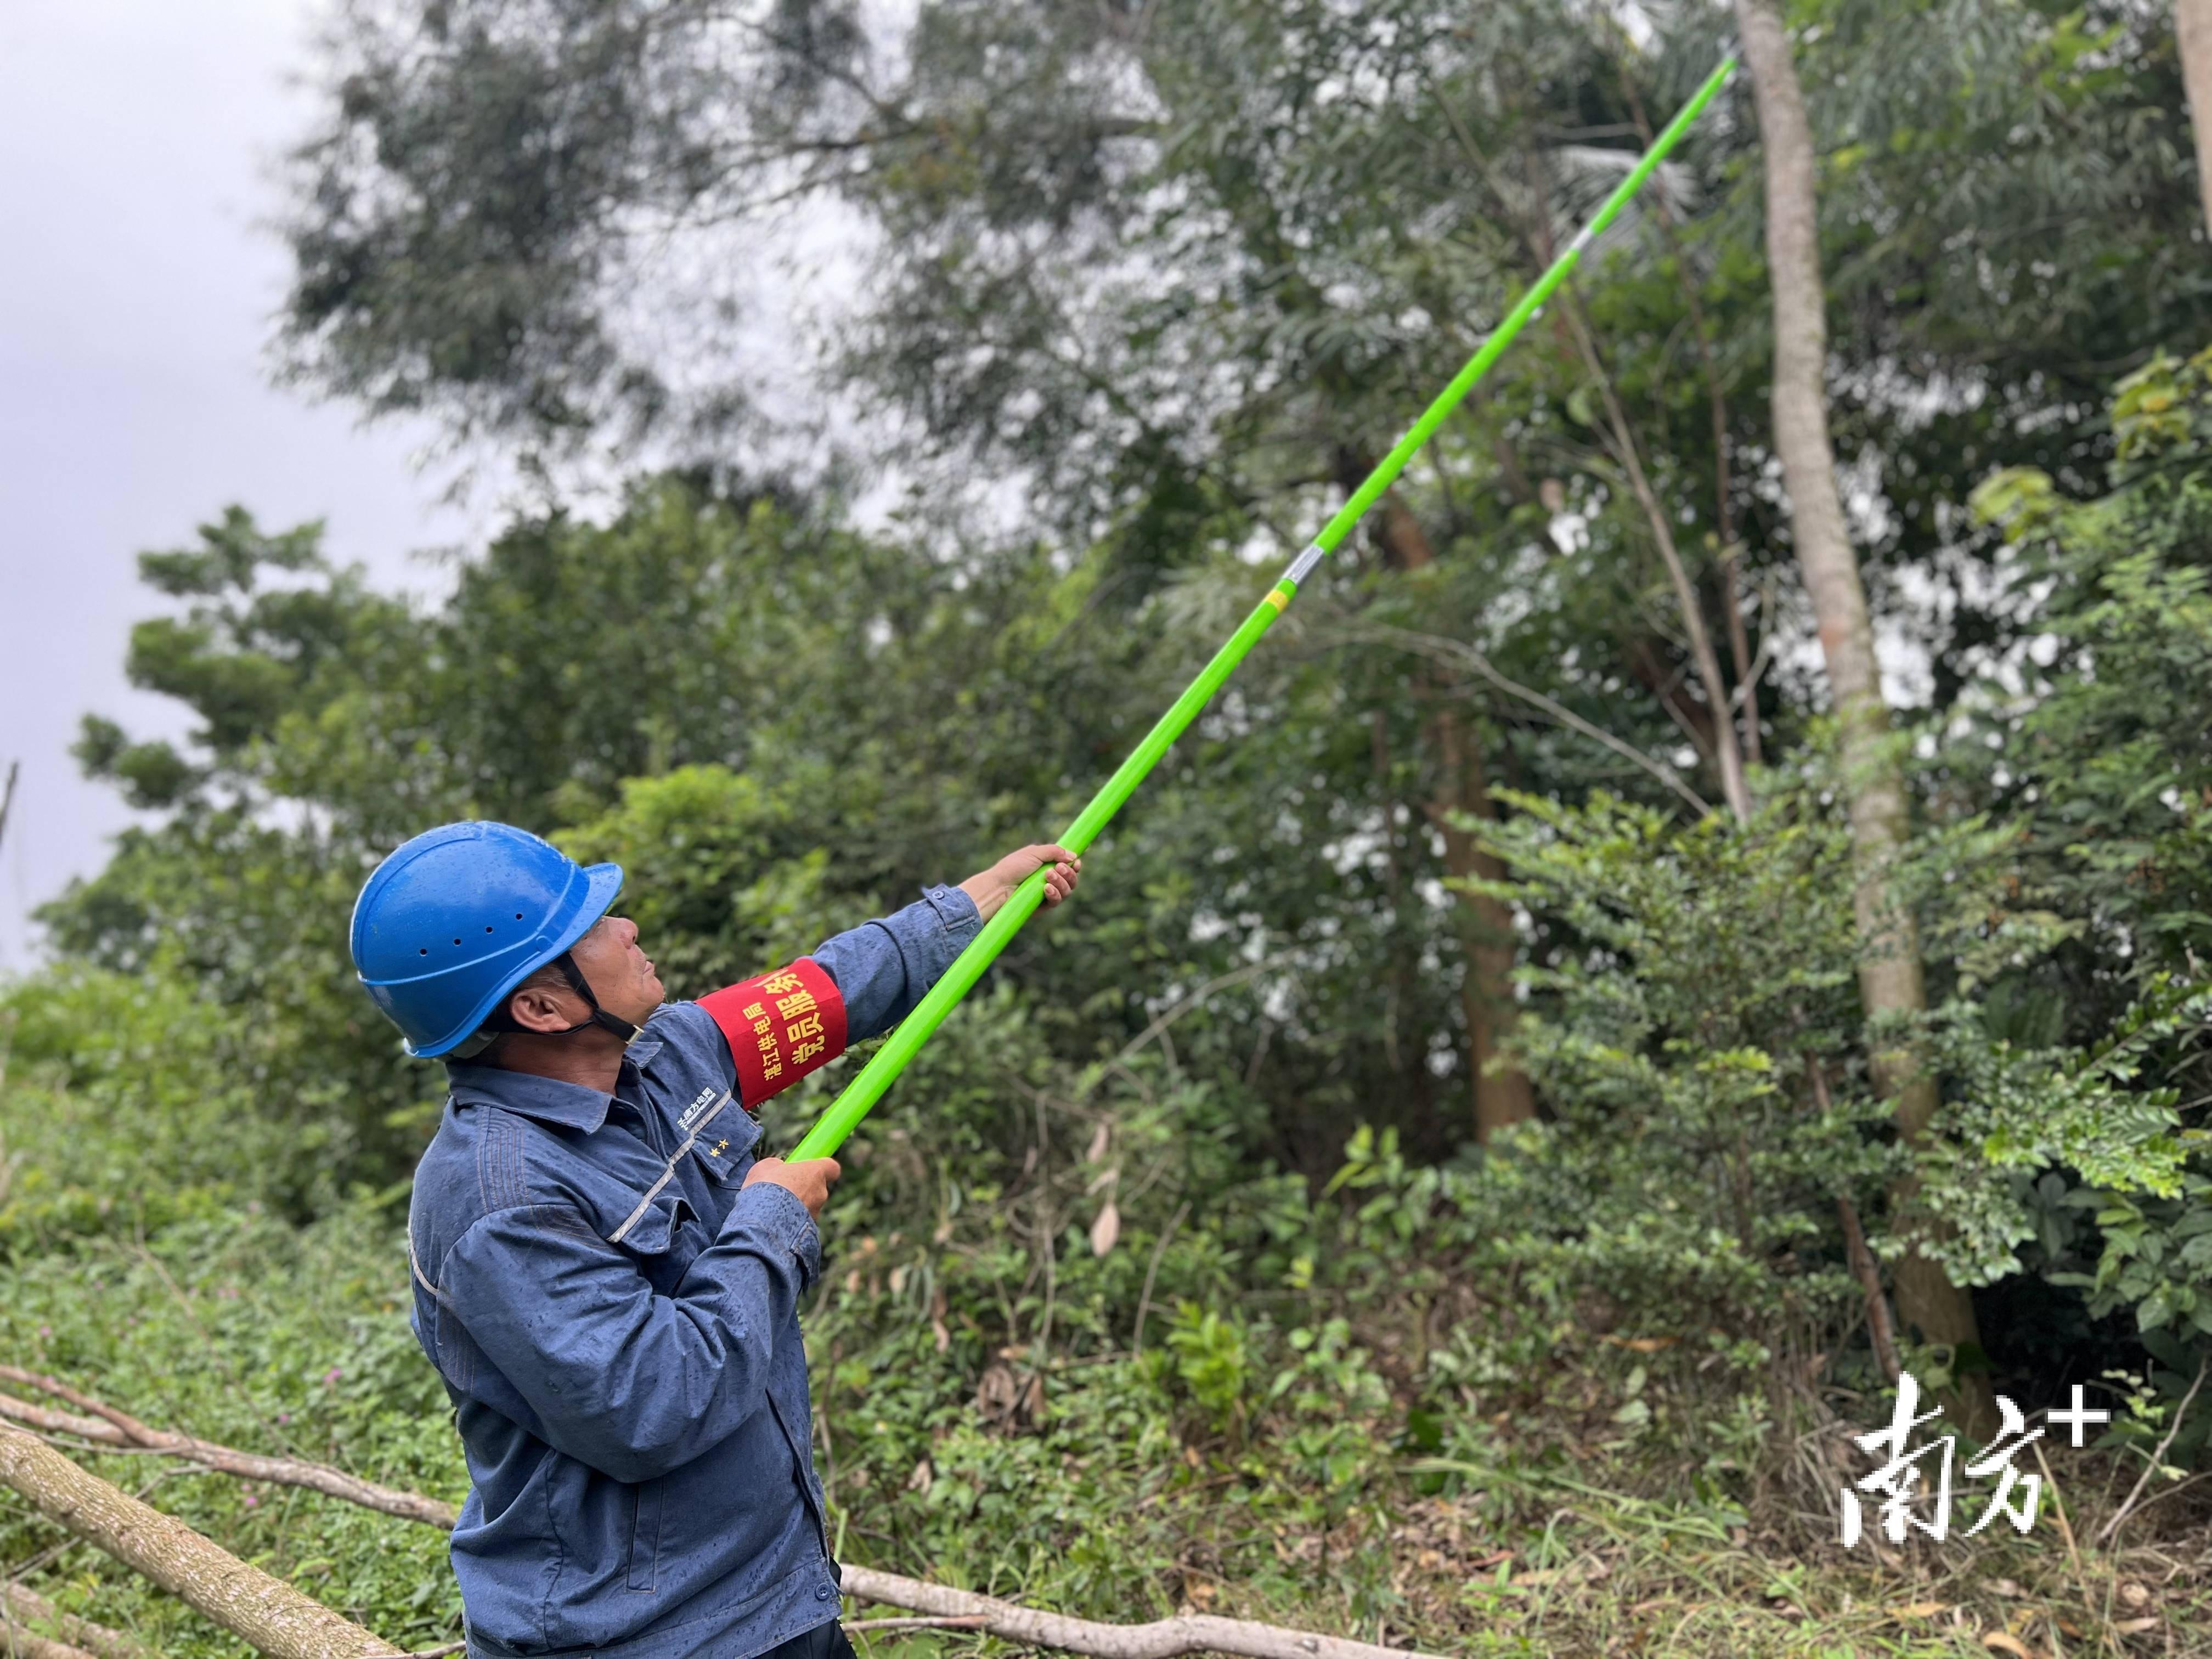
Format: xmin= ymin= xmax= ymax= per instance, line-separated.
xmin=679 ymin=1086 xmax=719 ymax=1131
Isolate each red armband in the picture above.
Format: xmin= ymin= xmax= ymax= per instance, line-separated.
xmin=698 ymin=958 xmax=848 ymax=1110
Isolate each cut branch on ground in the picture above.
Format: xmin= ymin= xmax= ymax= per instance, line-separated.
xmin=0 ymin=1618 xmax=101 ymax=1659
xmin=0 ymin=1393 xmax=1424 ymax=1659
xmin=0 ymin=1371 xmax=457 ymax=1530
xmin=0 ymin=1428 xmax=400 ymax=1659
xmin=1 ymin=1584 xmax=151 ymax=1659
xmin=839 ymin=1565 xmax=1445 ymax=1659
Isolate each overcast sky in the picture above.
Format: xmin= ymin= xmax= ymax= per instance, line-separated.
xmin=0 ymin=3 xmax=495 ymax=972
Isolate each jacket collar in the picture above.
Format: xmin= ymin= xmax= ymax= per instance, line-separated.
xmin=445 ymin=1024 xmax=665 ymax=1133
xmin=445 ymin=1063 xmax=613 ymax=1132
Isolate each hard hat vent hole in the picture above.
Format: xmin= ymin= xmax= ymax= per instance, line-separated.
xmin=453 ymin=938 xmax=462 ymax=946
xmin=486 ymin=925 xmax=495 ymax=933
xmin=419 ymin=947 xmax=428 ymax=956
xmin=515 ymin=912 xmax=524 ymax=919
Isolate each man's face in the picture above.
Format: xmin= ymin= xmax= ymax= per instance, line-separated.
xmin=569 ymin=914 xmax=664 ymax=1024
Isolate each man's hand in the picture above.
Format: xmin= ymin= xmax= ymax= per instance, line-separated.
xmin=743 ymin=1156 xmax=842 ymax=1219
xmin=960 ymin=844 xmax=1082 ymax=922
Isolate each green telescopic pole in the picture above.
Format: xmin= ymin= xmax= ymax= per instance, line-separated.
xmin=790 ymin=55 xmax=1736 ymax=1163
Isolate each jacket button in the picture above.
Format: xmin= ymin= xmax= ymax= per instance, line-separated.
xmin=816 ymin=1584 xmax=835 ymax=1601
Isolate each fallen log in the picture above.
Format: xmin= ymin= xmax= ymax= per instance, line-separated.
xmin=0 ymin=1584 xmax=150 ymax=1659
xmin=0 ymin=1427 xmax=401 ymax=1659
xmin=0 ymin=1373 xmax=456 ymax=1530
xmin=839 ymin=1566 xmax=1446 ymax=1659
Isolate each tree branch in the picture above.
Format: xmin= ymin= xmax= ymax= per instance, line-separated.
xmin=1553 ymin=294 xmax=1751 ymax=823
xmin=1336 ymin=620 xmax=1712 ymax=815
xmin=0 ymin=1373 xmax=456 ymax=1531
xmin=1836 ymin=1198 xmax=1901 ymax=1385
xmin=1426 ymin=70 xmax=1749 ymax=820
xmin=1609 ymin=50 xmax=1763 ymax=766
xmin=1 ymin=1583 xmax=151 ymax=1659
xmin=0 ymin=1429 xmax=400 ymax=1659
xmin=839 ymin=1565 xmax=1445 ymax=1659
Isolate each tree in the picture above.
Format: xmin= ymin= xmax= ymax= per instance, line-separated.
xmin=252 ymin=0 xmax=2212 ymax=1401
xmin=1733 ymin=0 xmax=1994 ymax=1430
xmin=2180 ymin=0 xmax=2212 ymax=238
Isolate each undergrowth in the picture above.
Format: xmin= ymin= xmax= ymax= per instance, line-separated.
xmin=3 ymin=1039 xmax=2209 ymax=1658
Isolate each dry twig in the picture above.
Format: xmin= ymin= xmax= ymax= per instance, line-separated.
xmin=1339 ymin=620 xmax=1713 ymax=816
xmin=839 ymin=1565 xmax=1446 ymax=1659
xmin=0 ymin=1372 xmax=455 ymax=1530
xmin=2097 ymin=1355 xmax=2210 ymax=1547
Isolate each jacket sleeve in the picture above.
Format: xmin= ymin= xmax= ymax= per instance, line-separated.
xmin=811 ymin=884 xmax=981 ymax=1041
xmin=437 ymin=1181 xmax=820 ymax=1484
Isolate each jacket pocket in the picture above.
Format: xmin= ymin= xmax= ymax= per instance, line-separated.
xmin=432 ymin=1298 xmax=480 ymax=1392
xmin=765 ymin=1376 xmax=831 ymax=1556
xmin=624 ymin=1480 xmax=663 ymax=1593
xmin=686 ymin=1119 xmax=758 ymax=1189
xmin=605 ymin=1197 xmax=692 ymax=1297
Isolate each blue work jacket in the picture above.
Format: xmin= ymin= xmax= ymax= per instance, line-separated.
xmin=405 ymin=886 xmax=981 ymax=1659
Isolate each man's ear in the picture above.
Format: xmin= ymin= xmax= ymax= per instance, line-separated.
xmin=505 ymin=980 xmax=579 ymax=1035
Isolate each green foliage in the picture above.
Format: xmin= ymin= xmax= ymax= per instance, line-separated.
xmin=1165 ymin=1304 xmax=1250 ymax=1430
xmin=0 ymin=1197 xmax=464 ymax=1657
xmin=1912 ymin=989 xmax=2200 ymax=1290
xmin=1453 ymin=782 xmax=1875 ymax=1339
xmin=1963 ymin=347 xmax=2212 ymax=991
xmin=557 ymin=765 xmax=874 ymax=995
xmin=24 ymin=2 xmax=2212 ymax=1641
xmin=0 ymin=963 xmax=391 ymax=1235
xmin=2062 ymin=1179 xmax=2212 ymax=1341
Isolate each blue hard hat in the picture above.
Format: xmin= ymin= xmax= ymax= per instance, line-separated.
xmin=350 ymin=821 xmax=624 ymax=1058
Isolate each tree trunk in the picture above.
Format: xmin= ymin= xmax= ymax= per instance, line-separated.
xmin=1347 ymin=468 xmax=1535 ymax=1141
xmin=1430 ymin=704 xmax=1534 ymax=1140
xmin=1732 ymin=0 xmax=1996 ymax=1431
xmin=0 ymin=1428 xmax=401 ymax=1659
xmin=2180 ymin=0 xmax=2212 ymax=239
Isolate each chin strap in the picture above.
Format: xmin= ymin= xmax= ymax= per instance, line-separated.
xmin=478 ymin=951 xmax=642 ymax=1047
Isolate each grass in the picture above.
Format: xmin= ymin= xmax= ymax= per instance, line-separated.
xmin=2 ymin=1051 xmax=2207 ymax=1659
xmin=0 ymin=1201 xmax=2205 ymax=1658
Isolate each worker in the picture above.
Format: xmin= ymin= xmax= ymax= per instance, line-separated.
xmin=348 ymin=822 xmax=1081 ymax=1659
